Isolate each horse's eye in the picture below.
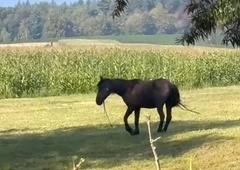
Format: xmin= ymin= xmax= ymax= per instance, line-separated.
xmin=106 ymin=88 xmax=109 ymax=91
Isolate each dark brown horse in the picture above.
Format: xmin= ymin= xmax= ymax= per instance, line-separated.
xmin=96 ymin=77 xmax=197 ymax=136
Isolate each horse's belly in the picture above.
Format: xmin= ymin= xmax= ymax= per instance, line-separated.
xmin=123 ymin=93 xmax=156 ymax=108
xmin=140 ymin=102 xmax=156 ymax=108
xmin=132 ymin=99 xmax=156 ymax=108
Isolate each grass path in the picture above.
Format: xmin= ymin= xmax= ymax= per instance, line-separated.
xmin=0 ymin=86 xmax=240 ymax=170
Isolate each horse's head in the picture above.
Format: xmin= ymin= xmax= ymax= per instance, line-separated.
xmin=96 ymin=76 xmax=113 ymax=105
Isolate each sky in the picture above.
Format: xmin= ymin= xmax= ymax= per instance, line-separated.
xmin=0 ymin=0 xmax=79 ymax=7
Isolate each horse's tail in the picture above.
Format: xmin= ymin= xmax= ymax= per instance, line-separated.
xmin=178 ymin=102 xmax=200 ymax=114
xmin=168 ymin=83 xmax=199 ymax=114
xmin=169 ymin=84 xmax=181 ymax=107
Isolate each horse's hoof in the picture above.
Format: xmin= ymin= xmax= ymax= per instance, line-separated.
xmin=130 ymin=133 xmax=135 ymax=136
xmin=126 ymin=129 xmax=135 ymax=136
xmin=128 ymin=130 xmax=140 ymax=136
xmin=157 ymin=129 xmax=164 ymax=133
xmin=133 ymin=130 xmax=139 ymax=135
xmin=127 ymin=131 xmax=135 ymax=136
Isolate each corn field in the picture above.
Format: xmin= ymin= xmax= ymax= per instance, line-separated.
xmin=0 ymin=46 xmax=239 ymax=98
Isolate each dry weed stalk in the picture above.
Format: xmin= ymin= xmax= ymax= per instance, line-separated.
xmin=72 ymin=157 xmax=85 ymax=170
xmin=146 ymin=114 xmax=161 ymax=170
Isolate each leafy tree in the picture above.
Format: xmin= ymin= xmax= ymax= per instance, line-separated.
xmin=86 ymin=0 xmax=91 ymax=6
xmin=126 ymin=0 xmax=144 ymax=13
xmin=72 ymin=6 xmax=89 ymax=36
xmin=125 ymin=13 xmax=143 ymax=34
xmin=0 ymin=7 xmax=14 ymax=21
xmin=42 ymin=4 xmax=75 ymax=38
xmin=87 ymin=3 xmax=100 ymax=17
xmin=97 ymin=0 xmax=111 ymax=14
xmin=102 ymin=20 xmax=122 ymax=35
xmin=174 ymin=6 xmax=189 ymax=33
xmin=72 ymin=0 xmax=84 ymax=6
xmin=14 ymin=2 xmax=31 ymax=22
xmin=80 ymin=17 xmax=100 ymax=35
xmin=142 ymin=0 xmax=158 ymax=11
xmin=17 ymin=20 xmax=31 ymax=40
xmin=28 ymin=8 xmax=44 ymax=39
xmin=4 ymin=15 xmax=19 ymax=41
xmin=0 ymin=27 xmax=11 ymax=42
xmin=25 ymin=0 xmax=30 ymax=6
xmin=140 ymin=12 xmax=157 ymax=35
xmin=149 ymin=4 xmax=177 ymax=34
xmin=77 ymin=0 xmax=85 ymax=5
xmin=160 ymin=0 xmax=188 ymax=13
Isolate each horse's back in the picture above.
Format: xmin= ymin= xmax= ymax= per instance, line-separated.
xmin=136 ymin=78 xmax=175 ymax=94
xmin=151 ymin=78 xmax=174 ymax=91
xmin=123 ymin=78 xmax=180 ymax=108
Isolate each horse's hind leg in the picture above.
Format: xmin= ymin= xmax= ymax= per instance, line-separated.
xmin=163 ymin=104 xmax=172 ymax=132
xmin=134 ymin=108 xmax=141 ymax=135
xmin=157 ymin=104 xmax=165 ymax=133
xmin=123 ymin=107 xmax=135 ymax=135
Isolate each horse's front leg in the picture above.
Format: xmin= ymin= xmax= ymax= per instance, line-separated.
xmin=123 ymin=107 xmax=135 ymax=135
xmin=134 ymin=108 xmax=141 ymax=135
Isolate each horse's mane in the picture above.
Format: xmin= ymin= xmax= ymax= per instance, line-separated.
xmin=97 ymin=78 xmax=141 ymax=86
xmin=97 ymin=78 xmax=108 ymax=86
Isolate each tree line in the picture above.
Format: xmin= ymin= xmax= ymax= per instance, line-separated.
xmin=0 ymin=0 xmax=189 ymax=43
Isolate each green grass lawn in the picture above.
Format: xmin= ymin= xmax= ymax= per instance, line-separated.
xmin=0 ymin=86 xmax=240 ymax=170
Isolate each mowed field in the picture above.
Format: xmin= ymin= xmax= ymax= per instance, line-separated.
xmin=0 ymin=86 xmax=240 ymax=170
xmin=0 ymin=40 xmax=240 ymax=170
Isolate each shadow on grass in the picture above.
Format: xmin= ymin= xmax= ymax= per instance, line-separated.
xmin=0 ymin=119 xmax=239 ymax=170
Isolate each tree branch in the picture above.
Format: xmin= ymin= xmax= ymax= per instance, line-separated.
xmin=177 ymin=0 xmax=240 ymax=47
xmin=112 ymin=0 xmax=129 ymax=19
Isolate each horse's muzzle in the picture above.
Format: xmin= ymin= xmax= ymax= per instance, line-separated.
xmin=96 ymin=97 xmax=103 ymax=105
xmin=96 ymin=100 xmax=102 ymax=105
xmin=96 ymin=93 xmax=109 ymax=105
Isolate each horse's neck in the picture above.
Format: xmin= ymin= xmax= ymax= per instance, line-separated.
xmin=112 ymin=80 xmax=131 ymax=96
